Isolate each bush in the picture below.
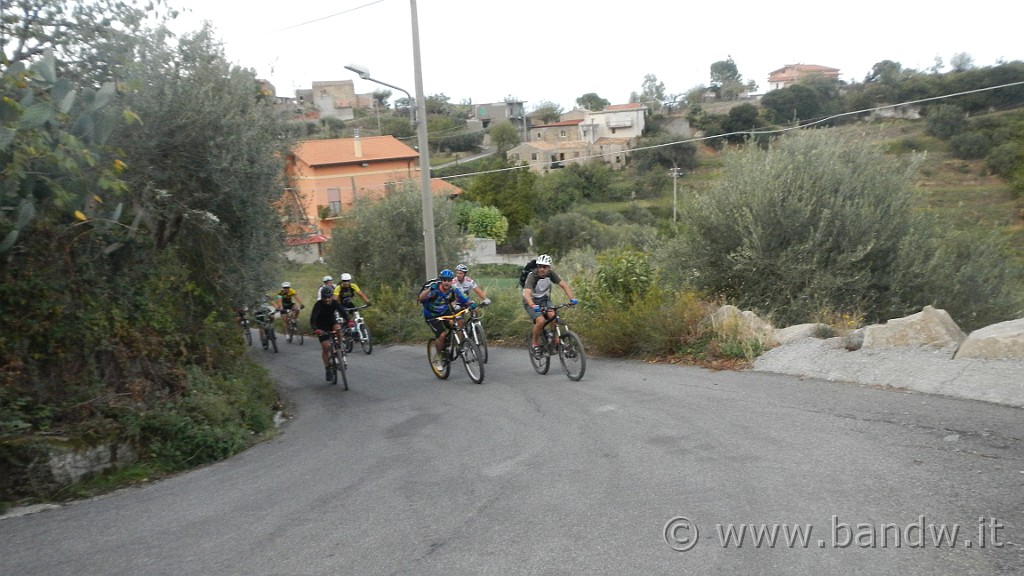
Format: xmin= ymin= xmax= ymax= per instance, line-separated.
xmin=679 ymin=131 xmax=919 ymax=325
xmin=925 ymin=104 xmax=966 ymax=140
xmin=950 ymin=132 xmax=991 ymax=159
xmin=325 ymin=184 xmax=465 ymax=287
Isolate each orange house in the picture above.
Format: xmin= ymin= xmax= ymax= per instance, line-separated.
xmin=283 ymin=135 xmax=461 ymax=245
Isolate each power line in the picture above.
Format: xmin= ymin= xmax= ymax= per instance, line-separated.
xmin=273 ymin=0 xmax=386 ymax=32
xmin=438 ymin=80 xmax=1024 ymax=181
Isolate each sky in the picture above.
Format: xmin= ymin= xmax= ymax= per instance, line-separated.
xmin=165 ymin=0 xmax=1020 ymax=111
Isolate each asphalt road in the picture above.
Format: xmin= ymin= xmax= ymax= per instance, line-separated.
xmin=1 ymin=338 xmax=1022 ymax=575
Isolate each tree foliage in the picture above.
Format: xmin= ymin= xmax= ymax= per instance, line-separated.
xmin=676 ymin=131 xmax=1022 ymax=329
xmin=629 ymin=74 xmax=666 ymax=111
xmin=488 ymin=120 xmax=521 ymax=156
xmin=325 ymin=183 xmax=464 ymax=286
xmin=461 ymin=157 xmax=537 ymax=238
xmin=531 ymin=100 xmax=563 ymax=124
xmin=576 ymin=92 xmax=609 ymax=111
xmin=1 ymin=1 xmax=291 ymax=488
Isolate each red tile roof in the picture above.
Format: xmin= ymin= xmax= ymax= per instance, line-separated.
xmin=605 ymin=103 xmax=644 ymax=111
xmin=293 ymin=136 xmax=418 ymax=166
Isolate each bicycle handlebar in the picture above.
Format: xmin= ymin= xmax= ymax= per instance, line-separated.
xmin=434 ymin=308 xmax=471 ymax=322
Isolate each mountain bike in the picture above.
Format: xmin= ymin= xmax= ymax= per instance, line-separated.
xmin=324 ymin=329 xmax=348 ymax=390
xmin=528 ymin=302 xmax=585 ymax=381
xmin=427 ymin=308 xmax=484 ymax=384
xmin=253 ymin=306 xmax=279 ymax=353
xmin=342 ymin=304 xmax=372 ymax=355
xmin=285 ymin=307 xmax=304 ymax=345
xmin=467 ymin=301 xmax=489 ymax=363
xmin=236 ymin=306 xmax=252 ymax=346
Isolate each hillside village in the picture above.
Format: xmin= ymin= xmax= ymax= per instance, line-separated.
xmin=270 ymin=63 xmax=838 ymax=259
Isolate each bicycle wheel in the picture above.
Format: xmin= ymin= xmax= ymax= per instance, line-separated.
xmin=327 ymin=355 xmax=338 ymax=386
xmin=471 ymin=321 xmax=488 ymax=364
xmin=528 ymin=333 xmax=550 ymax=375
xmin=297 ymin=328 xmax=304 ymax=346
xmin=286 ymin=321 xmax=293 ymax=343
xmin=243 ymin=323 xmax=252 ymax=346
xmin=338 ymin=350 xmax=348 ymax=391
xmin=427 ymin=339 xmax=450 ymax=379
xmin=359 ymin=324 xmax=372 ymax=355
xmin=460 ymin=339 xmax=485 ymax=384
xmin=268 ymin=327 xmax=278 ymax=353
xmin=558 ymin=331 xmax=586 ymax=381
xmin=344 ymin=332 xmax=354 ymax=353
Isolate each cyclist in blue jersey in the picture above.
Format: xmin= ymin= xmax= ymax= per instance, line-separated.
xmin=418 ymin=269 xmax=472 ymax=364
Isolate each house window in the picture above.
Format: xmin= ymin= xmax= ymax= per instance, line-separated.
xmin=615 ymin=155 xmax=621 ymax=164
xmin=611 ymin=127 xmax=617 ymax=134
xmin=536 ymin=132 xmax=541 ymax=139
xmin=560 ymin=130 xmax=566 ymax=138
xmin=327 ymin=187 xmax=341 ymax=217
xmin=531 ymin=152 xmax=538 ymax=161
xmin=573 ymin=152 xmax=580 ymax=158
xmin=514 ymin=153 xmax=521 ymax=161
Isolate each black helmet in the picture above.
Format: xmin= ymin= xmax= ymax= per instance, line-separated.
xmin=319 ymin=286 xmax=334 ymax=300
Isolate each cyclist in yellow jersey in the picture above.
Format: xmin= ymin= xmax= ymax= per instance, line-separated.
xmin=333 ymin=273 xmax=371 ymax=337
xmin=276 ymin=282 xmax=304 ymax=333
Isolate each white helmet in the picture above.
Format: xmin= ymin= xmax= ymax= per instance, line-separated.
xmin=340 ymin=273 xmax=353 ymax=281
xmin=281 ymin=282 xmax=291 ymax=288
xmin=322 ymin=275 xmax=333 ymax=282
xmin=536 ymin=254 xmax=553 ymax=266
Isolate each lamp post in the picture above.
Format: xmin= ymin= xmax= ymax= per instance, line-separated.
xmin=343 ymin=4 xmax=437 ymax=280
xmin=343 ymin=64 xmax=415 ymax=125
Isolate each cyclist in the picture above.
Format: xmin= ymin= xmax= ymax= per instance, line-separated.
xmin=310 ymin=285 xmax=349 ymax=381
xmin=522 ymin=254 xmax=578 ymax=355
xmin=419 ymin=269 xmax=472 ymax=368
xmin=453 ymin=264 xmax=491 ymax=306
xmin=252 ymin=294 xmax=281 ymax=349
xmin=275 ymin=282 xmax=304 ymax=334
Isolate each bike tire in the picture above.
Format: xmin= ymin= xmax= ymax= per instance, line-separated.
xmin=344 ymin=334 xmax=354 ymax=353
xmin=427 ymin=339 xmax=450 ymax=379
xmin=244 ymin=324 xmax=252 ymax=346
xmin=528 ymin=333 xmax=550 ymax=375
xmin=339 ymin=350 xmax=348 ymax=391
xmin=558 ymin=331 xmax=586 ymax=381
xmin=298 ymin=331 xmax=304 ymax=345
xmin=472 ymin=321 xmax=488 ymax=364
xmin=359 ymin=325 xmax=372 ymax=355
xmin=461 ymin=339 xmax=485 ymax=384
xmin=328 ymin=355 xmax=338 ymax=386
xmin=286 ymin=324 xmax=293 ymax=343
xmin=269 ymin=328 xmax=278 ymax=353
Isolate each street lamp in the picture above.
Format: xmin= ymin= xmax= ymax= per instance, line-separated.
xmin=343 ymin=63 xmax=415 ymax=125
xmin=343 ymin=7 xmax=436 ymax=280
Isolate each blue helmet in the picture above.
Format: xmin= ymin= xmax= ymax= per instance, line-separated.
xmin=438 ymin=269 xmax=455 ymax=279
xmin=319 ymin=285 xmax=334 ymax=300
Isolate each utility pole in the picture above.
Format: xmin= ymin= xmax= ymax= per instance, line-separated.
xmin=410 ymin=0 xmax=437 ymax=279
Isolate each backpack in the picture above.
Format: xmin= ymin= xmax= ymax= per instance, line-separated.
xmin=417 ymin=277 xmax=439 ymax=301
xmin=518 ymin=259 xmax=538 ymax=288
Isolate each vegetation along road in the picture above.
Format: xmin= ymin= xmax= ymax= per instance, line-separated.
xmin=1 ymin=341 xmax=1022 ymax=575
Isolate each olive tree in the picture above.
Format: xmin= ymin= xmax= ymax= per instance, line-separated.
xmin=677 ymin=130 xmax=1022 ymax=328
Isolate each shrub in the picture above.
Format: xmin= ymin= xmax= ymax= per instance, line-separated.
xmin=949 ymin=132 xmax=991 ymax=159
xmin=678 ymin=131 xmax=926 ymax=326
xmin=925 ymin=104 xmax=966 ymax=140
